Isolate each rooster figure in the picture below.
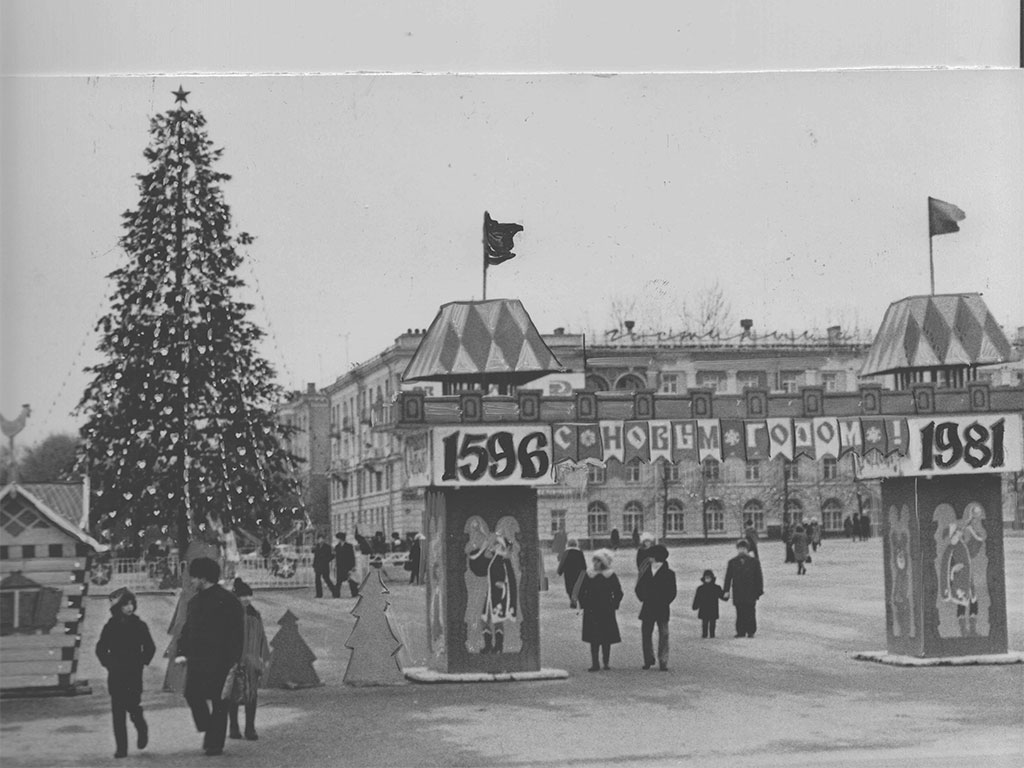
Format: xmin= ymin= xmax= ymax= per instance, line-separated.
xmin=1 ymin=404 xmax=31 ymax=480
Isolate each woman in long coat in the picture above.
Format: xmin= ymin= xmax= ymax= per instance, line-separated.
xmin=578 ymin=549 xmax=623 ymax=671
xmin=792 ymin=525 xmax=810 ymax=575
xmin=227 ymin=579 xmax=270 ymax=741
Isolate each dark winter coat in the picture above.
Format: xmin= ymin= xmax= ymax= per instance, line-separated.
xmin=96 ymin=613 xmax=156 ymax=703
xmin=723 ymin=553 xmax=764 ymax=605
xmin=335 ymin=541 xmax=356 ymax=577
xmin=407 ymin=539 xmax=421 ymax=574
xmin=636 ymin=563 xmax=677 ymax=623
xmin=177 ymin=584 xmax=244 ymax=700
xmin=792 ymin=530 xmax=810 ymax=562
xmin=312 ymin=542 xmax=333 ymax=573
xmin=557 ymin=548 xmax=587 ymax=596
xmin=237 ymin=604 xmax=270 ymax=705
xmin=579 ymin=571 xmax=623 ymax=644
xmin=636 ymin=545 xmax=655 ymax=572
xmin=859 ymin=514 xmax=872 ymax=539
xmin=692 ymin=581 xmax=726 ymax=620
xmin=743 ymin=528 xmax=760 ymax=558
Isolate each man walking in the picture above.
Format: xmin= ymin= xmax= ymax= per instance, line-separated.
xmin=334 ymin=532 xmax=360 ymax=597
xmin=174 ymin=557 xmax=244 ymax=757
xmin=636 ymin=544 xmax=677 ymax=670
xmin=723 ymin=539 xmax=764 ymax=638
xmin=742 ymin=521 xmax=760 ymax=559
xmin=312 ymin=534 xmax=336 ymax=598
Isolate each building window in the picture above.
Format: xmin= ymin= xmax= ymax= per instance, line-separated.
xmin=625 ymin=460 xmax=643 ymax=483
xmin=550 ymin=510 xmax=567 ymax=535
xmin=745 ymin=460 xmax=761 ymax=481
xmin=615 ymin=373 xmax=647 ymax=391
xmin=703 ymin=501 xmax=725 ymax=532
xmin=622 ymin=501 xmax=644 ymax=535
xmin=778 ymin=370 xmax=801 ymax=393
xmin=585 ymin=374 xmax=609 ymax=391
xmin=666 ymin=500 xmax=685 ymax=533
xmin=821 ymin=372 xmax=842 ymax=392
xmin=743 ymin=500 xmax=765 ymax=531
xmin=784 ymin=499 xmax=804 ymax=525
xmin=587 ymin=464 xmax=606 ymax=484
xmin=697 ymin=371 xmax=727 ymax=391
xmin=783 ymin=460 xmax=800 ymax=481
xmin=737 ymin=371 xmax=767 ymax=391
xmin=822 ymin=499 xmax=843 ymax=531
xmin=822 ymin=457 xmax=838 ymax=480
xmin=664 ymin=462 xmax=680 ymax=482
xmin=587 ymin=502 xmax=609 ymax=536
xmin=660 ymin=373 xmax=683 ymax=393
xmin=702 ymin=458 xmax=720 ymax=481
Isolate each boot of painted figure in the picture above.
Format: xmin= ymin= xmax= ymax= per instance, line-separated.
xmin=968 ymin=617 xmax=978 ymax=637
xmin=494 ymin=631 xmax=504 ymax=653
xmin=958 ymin=616 xmax=969 ymax=637
xmin=481 ymin=631 xmax=493 ymax=654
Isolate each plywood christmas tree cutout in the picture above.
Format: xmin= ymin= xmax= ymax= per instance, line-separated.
xmin=264 ymin=609 xmax=322 ymax=689
xmin=344 ymin=568 xmax=405 ymax=685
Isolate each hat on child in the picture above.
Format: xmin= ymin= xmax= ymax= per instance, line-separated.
xmin=108 ymin=587 xmax=137 ymax=614
xmin=592 ymin=549 xmax=614 ymax=569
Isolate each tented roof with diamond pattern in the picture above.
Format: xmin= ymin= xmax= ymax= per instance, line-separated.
xmin=402 ymin=299 xmax=565 ymax=385
xmin=861 ymin=293 xmax=1013 ymax=376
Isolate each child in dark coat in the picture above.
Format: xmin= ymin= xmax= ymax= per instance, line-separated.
xmin=96 ymin=588 xmax=156 ymax=759
xmin=692 ymin=569 xmax=726 ymax=638
xmin=578 ymin=549 xmax=623 ymax=671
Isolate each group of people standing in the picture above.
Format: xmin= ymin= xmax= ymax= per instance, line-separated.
xmin=97 ymin=558 xmax=269 ymax=759
xmin=556 ymin=532 xmax=765 ymax=672
xmin=311 ymin=532 xmax=362 ymax=599
xmin=844 ymin=512 xmax=873 ymax=541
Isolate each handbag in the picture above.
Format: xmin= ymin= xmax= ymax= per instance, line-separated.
xmin=221 ymin=663 xmax=247 ymax=702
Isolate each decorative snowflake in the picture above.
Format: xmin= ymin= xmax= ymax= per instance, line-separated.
xmin=579 ymin=429 xmax=597 ymax=447
xmin=865 ymin=426 xmax=883 ymax=444
xmin=724 ymin=429 xmax=741 ymax=446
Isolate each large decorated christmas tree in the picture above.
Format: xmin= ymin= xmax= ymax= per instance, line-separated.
xmin=77 ymin=87 xmax=300 ymax=554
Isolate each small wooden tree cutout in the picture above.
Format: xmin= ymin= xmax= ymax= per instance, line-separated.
xmin=264 ymin=609 xmax=322 ymax=689
xmin=344 ymin=568 xmax=405 ymax=685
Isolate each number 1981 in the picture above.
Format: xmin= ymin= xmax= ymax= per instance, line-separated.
xmin=919 ymin=418 xmax=1005 ymax=471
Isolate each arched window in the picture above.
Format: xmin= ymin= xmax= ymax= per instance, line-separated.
xmin=743 ymin=499 xmax=765 ymax=531
xmin=615 ymin=373 xmax=647 ymax=391
xmin=703 ymin=499 xmax=725 ymax=532
xmin=585 ymin=374 xmax=609 ymax=392
xmin=702 ymin=457 xmax=720 ymax=481
xmin=784 ymin=498 xmax=804 ymax=525
xmin=622 ymin=501 xmax=644 ymax=534
xmin=821 ymin=498 xmax=843 ymax=531
xmin=666 ymin=499 xmax=685 ymax=534
xmin=587 ymin=501 xmax=609 ymax=536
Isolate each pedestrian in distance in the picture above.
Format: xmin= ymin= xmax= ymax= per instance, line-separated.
xmin=692 ymin=569 xmax=726 ymax=638
xmin=96 ymin=587 xmax=156 ymax=759
xmin=743 ymin=521 xmax=760 ymax=559
xmin=809 ymin=518 xmax=822 ymax=552
xmin=843 ymin=515 xmax=854 ymax=541
xmin=578 ymin=549 xmax=623 ymax=671
xmin=635 ymin=544 xmax=677 ymax=670
xmin=334 ymin=532 xmax=360 ymax=597
xmin=859 ymin=512 xmax=872 ymax=541
xmin=723 ymin=539 xmax=764 ymax=638
xmin=406 ymin=533 xmax=424 ymax=585
xmin=174 ymin=557 xmax=244 ymax=757
xmin=631 ymin=527 xmax=640 ymax=548
xmin=312 ymin=534 xmax=336 ymax=598
xmin=227 ymin=578 xmax=270 ymax=741
xmin=557 ymin=538 xmax=587 ymax=608
xmin=852 ymin=512 xmax=862 ymax=542
xmin=610 ymin=527 xmax=620 ymax=550
xmin=782 ymin=522 xmax=796 ymax=563
xmin=792 ymin=524 xmax=810 ymax=575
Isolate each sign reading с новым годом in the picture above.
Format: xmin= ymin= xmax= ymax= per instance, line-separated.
xmin=426 ymin=414 xmax=1022 ymax=486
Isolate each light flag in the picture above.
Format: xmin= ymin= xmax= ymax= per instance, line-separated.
xmin=838 ymin=418 xmax=863 ymax=457
xmin=697 ymin=420 xmax=722 ymax=463
xmin=793 ymin=419 xmax=816 ymax=459
xmin=767 ymin=418 xmax=794 ymax=460
xmin=623 ymin=421 xmax=651 ymax=463
xmin=671 ymin=420 xmax=698 ymax=463
xmin=812 ymin=418 xmax=840 ymax=459
xmin=649 ymin=420 xmax=673 ymax=464
xmin=600 ymin=421 xmax=624 ymax=464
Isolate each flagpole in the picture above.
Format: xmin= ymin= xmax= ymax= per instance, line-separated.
xmin=928 ymin=234 xmax=935 ymax=296
xmin=482 ymin=213 xmax=488 ymax=300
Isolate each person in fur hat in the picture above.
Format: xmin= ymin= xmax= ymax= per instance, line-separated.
xmin=578 ymin=549 xmax=623 ymax=671
xmin=635 ymin=532 xmax=657 ymax=576
xmin=556 ymin=538 xmax=587 ymax=608
xmin=96 ymin=588 xmax=156 ymax=759
xmin=227 ymin=578 xmax=270 ymax=741
xmin=636 ymin=544 xmax=676 ymax=670
xmin=692 ymin=569 xmax=727 ymax=638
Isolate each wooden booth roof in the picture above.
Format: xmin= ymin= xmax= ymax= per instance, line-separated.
xmin=402 ymin=299 xmax=564 ymax=386
xmin=0 ymin=484 xmax=107 ymax=552
xmin=861 ymin=293 xmax=1013 ymax=376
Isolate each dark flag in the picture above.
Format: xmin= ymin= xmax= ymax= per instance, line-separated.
xmin=928 ymin=197 xmax=965 ymax=236
xmin=484 ymin=211 xmax=524 ymax=266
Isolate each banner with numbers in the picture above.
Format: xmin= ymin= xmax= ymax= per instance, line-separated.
xmin=856 ymin=413 xmax=1022 ymax=478
xmin=431 ymin=425 xmax=554 ymax=486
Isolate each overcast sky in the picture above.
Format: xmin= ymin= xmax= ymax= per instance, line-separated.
xmin=1 ymin=3 xmax=1022 ymax=442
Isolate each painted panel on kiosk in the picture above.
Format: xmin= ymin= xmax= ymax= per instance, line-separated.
xmin=881 ymin=485 xmax=923 ymax=657
xmin=424 ymin=489 xmax=447 ymax=670
xmin=442 ymin=486 xmax=540 ymax=673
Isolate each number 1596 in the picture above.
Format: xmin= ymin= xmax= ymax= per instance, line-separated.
xmin=441 ymin=430 xmax=550 ymax=482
